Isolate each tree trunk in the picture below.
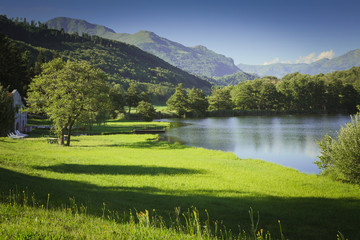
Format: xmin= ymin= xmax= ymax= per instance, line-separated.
xmin=58 ymin=128 xmax=65 ymax=146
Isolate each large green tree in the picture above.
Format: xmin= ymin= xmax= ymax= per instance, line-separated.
xmin=109 ymin=84 xmax=125 ymax=119
xmin=28 ymin=59 xmax=110 ymax=146
xmin=208 ymin=87 xmax=233 ymax=111
xmin=166 ymin=83 xmax=189 ymax=117
xmin=232 ymin=81 xmax=258 ymax=110
xmin=188 ymin=88 xmax=209 ymax=116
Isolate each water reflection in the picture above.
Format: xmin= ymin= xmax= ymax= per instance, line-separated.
xmin=161 ymin=115 xmax=350 ymax=174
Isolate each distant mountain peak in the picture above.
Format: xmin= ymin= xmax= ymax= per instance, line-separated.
xmin=46 ymin=17 xmax=116 ymax=35
xmin=138 ymin=30 xmax=156 ymax=35
xmin=192 ymin=45 xmax=208 ymax=50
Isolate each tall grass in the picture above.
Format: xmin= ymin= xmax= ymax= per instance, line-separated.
xmin=1 ymin=189 xmax=285 ymax=240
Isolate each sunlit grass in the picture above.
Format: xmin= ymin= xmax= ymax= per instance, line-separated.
xmin=0 ymin=198 xmax=200 ymax=240
xmin=154 ymin=105 xmax=169 ymax=112
xmin=1 ymin=122 xmax=360 ymax=239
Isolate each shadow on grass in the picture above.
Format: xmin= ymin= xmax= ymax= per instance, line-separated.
xmin=34 ymin=164 xmax=204 ymax=175
xmin=78 ymin=140 xmax=188 ymax=150
xmin=1 ymin=167 xmax=360 ymax=240
xmin=0 ymin=139 xmax=16 ymax=143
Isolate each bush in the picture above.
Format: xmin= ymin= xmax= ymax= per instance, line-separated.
xmin=316 ymin=108 xmax=360 ymax=183
xmin=137 ymin=101 xmax=156 ymax=122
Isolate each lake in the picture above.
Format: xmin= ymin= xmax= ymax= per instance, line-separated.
xmin=160 ymin=115 xmax=351 ymax=174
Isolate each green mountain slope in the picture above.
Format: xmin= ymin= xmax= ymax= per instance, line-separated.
xmin=238 ymin=50 xmax=360 ymax=78
xmin=46 ymin=17 xmax=241 ymax=77
xmin=0 ymin=15 xmax=211 ymax=103
xmin=211 ymin=71 xmax=257 ymax=86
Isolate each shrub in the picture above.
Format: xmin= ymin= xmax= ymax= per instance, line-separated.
xmin=137 ymin=101 xmax=156 ymax=122
xmin=316 ymin=108 xmax=360 ymax=183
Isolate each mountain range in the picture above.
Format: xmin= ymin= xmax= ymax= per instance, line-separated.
xmin=238 ymin=50 xmax=360 ymax=78
xmin=46 ymin=17 xmax=242 ymax=78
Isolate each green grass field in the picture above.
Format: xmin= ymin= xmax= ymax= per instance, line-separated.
xmin=1 ymin=121 xmax=360 ymax=239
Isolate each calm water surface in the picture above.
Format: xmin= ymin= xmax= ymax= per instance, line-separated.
xmin=161 ymin=115 xmax=351 ymax=174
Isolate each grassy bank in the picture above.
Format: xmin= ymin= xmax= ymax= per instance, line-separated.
xmin=1 ymin=122 xmax=360 ymax=239
xmin=0 ymin=193 xmax=201 ymax=240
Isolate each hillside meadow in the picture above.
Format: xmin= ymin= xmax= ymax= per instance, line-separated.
xmin=1 ymin=121 xmax=360 ymax=239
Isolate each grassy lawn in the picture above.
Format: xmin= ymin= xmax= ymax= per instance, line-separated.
xmin=1 ymin=121 xmax=360 ymax=239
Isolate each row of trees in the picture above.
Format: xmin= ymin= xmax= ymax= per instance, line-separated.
xmin=167 ymin=70 xmax=360 ymax=117
xmin=166 ymin=84 xmax=234 ymax=117
xmin=108 ymin=82 xmax=156 ymax=120
xmin=166 ymin=84 xmax=209 ymax=117
xmin=231 ymin=74 xmax=359 ymax=113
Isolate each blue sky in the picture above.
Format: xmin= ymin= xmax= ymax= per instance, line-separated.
xmin=1 ymin=0 xmax=359 ymax=65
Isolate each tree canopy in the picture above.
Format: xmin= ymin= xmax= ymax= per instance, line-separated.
xmin=188 ymin=88 xmax=209 ymax=116
xmin=137 ymin=101 xmax=156 ymax=121
xmin=208 ymin=87 xmax=233 ymax=111
xmin=109 ymin=84 xmax=125 ymax=119
xmin=27 ymin=58 xmax=109 ymax=146
xmin=125 ymin=82 xmax=140 ymax=114
xmin=166 ymin=84 xmax=189 ymax=117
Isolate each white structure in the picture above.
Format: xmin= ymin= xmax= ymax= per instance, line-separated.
xmin=11 ymin=90 xmax=27 ymax=131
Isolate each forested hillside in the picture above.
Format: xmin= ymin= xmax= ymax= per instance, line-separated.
xmin=212 ymin=71 xmax=257 ymax=86
xmin=0 ymin=15 xmax=211 ymax=103
xmin=45 ymin=17 xmax=242 ymax=77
